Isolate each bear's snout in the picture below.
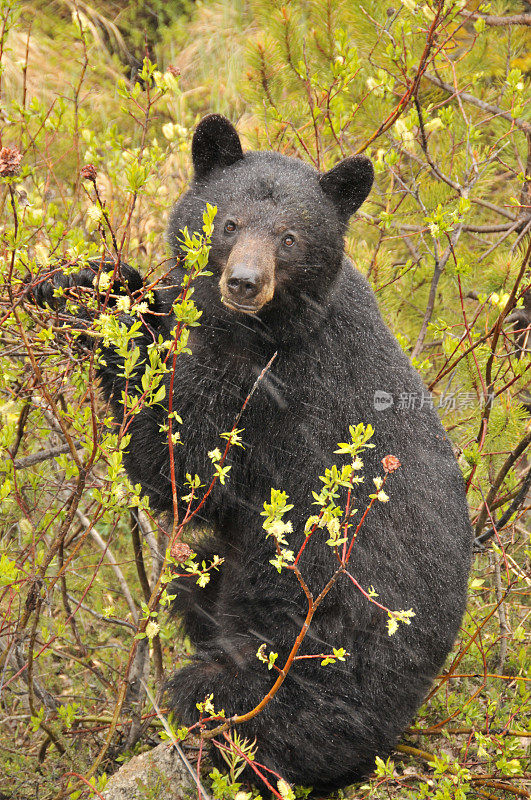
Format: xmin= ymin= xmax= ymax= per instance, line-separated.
xmin=226 ymin=264 xmax=262 ymax=301
xmin=219 ymin=234 xmax=275 ymax=313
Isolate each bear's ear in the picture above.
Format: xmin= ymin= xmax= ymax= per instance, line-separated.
xmin=319 ymin=155 xmax=374 ymax=218
xmin=192 ymin=114 xmax=244 ymax=180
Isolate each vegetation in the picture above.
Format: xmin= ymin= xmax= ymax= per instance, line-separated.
xmin=0 ymin=0 xmax=529 ymax=798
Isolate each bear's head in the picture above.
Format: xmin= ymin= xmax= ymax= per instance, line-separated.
xmin=168 ymin=114 xmax=373 ymax=318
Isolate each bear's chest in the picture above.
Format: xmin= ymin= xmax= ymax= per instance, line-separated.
xmin=174 ymin=336 xmax=292 ymax=422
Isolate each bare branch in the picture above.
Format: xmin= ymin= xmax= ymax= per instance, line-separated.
xmin=425 ymin=73 xmax=531 ymax=135
xmin=13 ymin=442 xmax=83 ymax=469
xmin=459 ymin=10 xmax=531 ymax=27
xmin=471 ymin=197 xmax=517 ymax=222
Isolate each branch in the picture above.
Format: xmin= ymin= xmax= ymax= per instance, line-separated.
xmin=459 ymin=10 xmax=531 ymax=27
xmin=13 ymin=442 xmax=83 ymax=469
xmin=411 ymin=215 xmax=468 ymax=360
xmin=424 ymin=73 xmax=531 ymax=136
xmin=142 ymin=680 xmax=211 ymax=800
xmin=358 ymin=209 xmax=524 ymax=234
xmin=475 ymin=464 xmax=531 ymax=547
xmin=398 ymin=745 xmax=530 ymax=798
xmin=475 ymin=237 xmax=531 ymax=448
xmin=75 ymin=510 xmax=138 ymax=622
xmin=65 ymin=593 xmax=135 ymax=629
xmin=471 ymin=197 xmax=517 ymax=222
xmin=0 ymin=638 xmax=58 ymax=710
xmin=354 ymin=4 xmax=444 ymax=153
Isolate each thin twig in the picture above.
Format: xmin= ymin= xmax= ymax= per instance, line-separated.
xmin=75 ymin=510 xmax=138 ymax=622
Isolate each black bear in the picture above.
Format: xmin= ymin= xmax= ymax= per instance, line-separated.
xmin=35 ymin=115 xmax=472 ymax=792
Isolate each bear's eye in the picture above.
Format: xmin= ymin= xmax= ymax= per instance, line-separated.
xmin=224 ymin=220 xmax=237 ymax=234
xmin=283 ymin=234 xmax=295 ymax=248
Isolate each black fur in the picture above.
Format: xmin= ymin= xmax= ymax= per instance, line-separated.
xmin=36 ymin=115 xmax=472 ymax=791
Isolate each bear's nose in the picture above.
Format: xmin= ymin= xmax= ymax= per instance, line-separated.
xmin=226 ymin=265 xmax=261 ymax=300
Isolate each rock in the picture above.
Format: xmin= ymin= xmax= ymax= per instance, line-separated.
xmin=102 ymin=742 xmax=198 ymax=800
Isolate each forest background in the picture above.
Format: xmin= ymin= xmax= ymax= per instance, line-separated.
xmin=0 ymin=1 xmax=530 ymax=799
